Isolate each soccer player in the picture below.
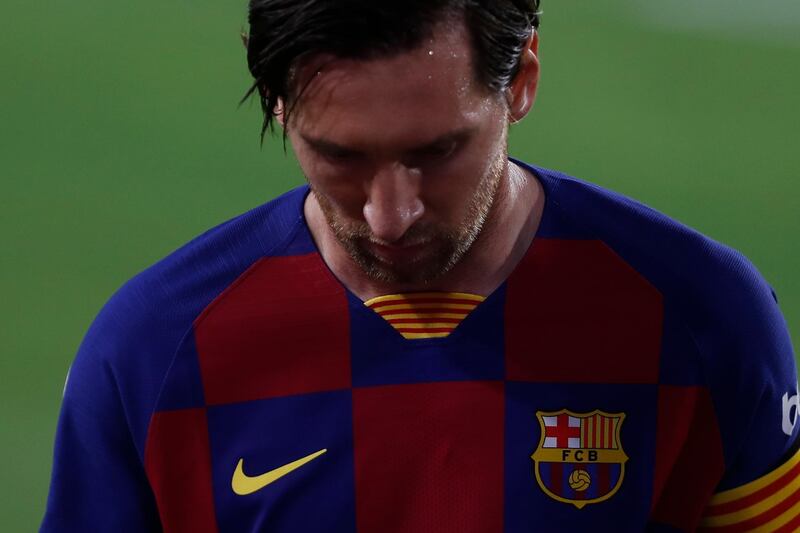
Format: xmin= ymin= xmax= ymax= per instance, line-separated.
xmin=42 ymin=1 xmax=799 ymax=531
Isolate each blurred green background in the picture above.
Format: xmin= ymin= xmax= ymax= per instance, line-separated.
xmin=2 ymin=0 xmax=798 ymax=528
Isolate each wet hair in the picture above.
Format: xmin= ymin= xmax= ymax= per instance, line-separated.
xmin=242 ymin=0 xmax=542 ymax=142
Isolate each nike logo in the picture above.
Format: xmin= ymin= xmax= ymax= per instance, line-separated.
xmin=231 ymin=449 xmax=327 ymax=496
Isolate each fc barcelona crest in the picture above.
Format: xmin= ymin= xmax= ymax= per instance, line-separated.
xmin=532 ymin=410 xmax=628 ymax=509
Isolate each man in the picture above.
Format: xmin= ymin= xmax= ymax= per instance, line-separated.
xmin=42 ymin=1 xmax=799 ymax=531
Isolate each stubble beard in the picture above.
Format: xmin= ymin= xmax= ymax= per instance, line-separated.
xmin=312 ymin=149 xmax=507 ymax=286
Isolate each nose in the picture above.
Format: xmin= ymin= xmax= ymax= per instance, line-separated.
xmin=363 ymin=163 xmax=425 ymax=243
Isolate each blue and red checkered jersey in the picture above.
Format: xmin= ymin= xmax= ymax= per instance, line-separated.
xmin=42 ymin=162 xmax=799 ymax=532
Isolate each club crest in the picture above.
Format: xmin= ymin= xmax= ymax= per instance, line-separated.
xmin=531 ymin=409 xmax=628 ymax=509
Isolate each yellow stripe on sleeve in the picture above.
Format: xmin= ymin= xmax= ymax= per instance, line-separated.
xmin=708 ymin=446 xmax=800 ymax=505
xmin=701 ymin=474 xmax=800 ymax=527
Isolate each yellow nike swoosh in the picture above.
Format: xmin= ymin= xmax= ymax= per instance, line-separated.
xmin=231 ymin=449 xmax=327 ymax=496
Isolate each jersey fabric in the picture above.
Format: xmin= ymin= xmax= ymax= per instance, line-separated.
xmin=41 ymin=162 xmax=799 ymax=532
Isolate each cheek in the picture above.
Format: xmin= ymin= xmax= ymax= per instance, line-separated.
xmin=421 ymin=144 xmax=500 ymax=221
xmin=305 ymin=165 xmax=370 ymax=221
xmin=290 ymin=140 xmax=364 ymax=217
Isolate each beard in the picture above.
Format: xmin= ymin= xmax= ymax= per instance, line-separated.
xmin=312 ymin=149 xmax=506 ymax=286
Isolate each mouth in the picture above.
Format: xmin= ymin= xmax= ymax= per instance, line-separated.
xmin=367 ymin=239 xmax=431 ymax=264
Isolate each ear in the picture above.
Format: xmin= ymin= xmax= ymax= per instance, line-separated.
xmin=275 ymin=97 xmax=286 ymax=128
xmin=506 ymin=30 xmax=540 ymax=123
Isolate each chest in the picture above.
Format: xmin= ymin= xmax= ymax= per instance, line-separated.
xmin=198 ymin=380 xmax=666 ymax=533
xmin=145 ymin=249 xmax=712 ymax=532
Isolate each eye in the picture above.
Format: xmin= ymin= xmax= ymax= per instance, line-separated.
xmin=321 ymin=147 xmax=359 ymax=162
xmin=403 ymin=141 xmax=459 ymax=167
xmin=308 ymin=143 xmax=364 ymax=168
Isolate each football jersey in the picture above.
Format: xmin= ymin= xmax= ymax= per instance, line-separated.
xmin=41 ymin=162 xmax=799 ymax=532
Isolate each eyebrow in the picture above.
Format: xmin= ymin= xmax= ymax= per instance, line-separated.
xmin=300 ymin=127 xmax=477 ymax=157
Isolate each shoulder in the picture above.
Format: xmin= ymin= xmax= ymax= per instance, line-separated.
xmin=529 ymin=164 xmax=781 ymax=336
xmin=528 ymin=164 xmax=792 ymax=374
xmin=88 ymin=185 xmax=310 ymax=365
xmin=65 ymin=186 xmax=312 ymax=455
xmin=527 ymin=163 xmax=797 ymax=481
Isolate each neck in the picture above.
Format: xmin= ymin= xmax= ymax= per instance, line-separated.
xmin=305 ymin=160 xmax=545 ymax=301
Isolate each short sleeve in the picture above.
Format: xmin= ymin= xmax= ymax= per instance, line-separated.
xmin=40 ymin=343 xmax=161 ymax=531
xmin=697 ymin=274 xmax=800 ymax=532
xmin=39 ymin=281 xmax=172 ymax=532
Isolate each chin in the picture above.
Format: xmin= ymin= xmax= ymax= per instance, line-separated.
xmin=353 ymin=243 xmax=466 ymax=287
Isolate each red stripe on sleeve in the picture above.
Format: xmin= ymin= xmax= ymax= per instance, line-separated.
xmin=773 ymin=508 xmax=800 ymax=533
xmin=705 ymin=460 xmax=800 ymax=516
xmin=701 ymin=486 xmax=800 ymax=532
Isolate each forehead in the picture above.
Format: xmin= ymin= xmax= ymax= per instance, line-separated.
xmin=289 ymin=21 xmax=501 ymax=148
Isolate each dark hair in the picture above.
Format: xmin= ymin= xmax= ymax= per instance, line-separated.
xmin=242 ymin=0 xmax=542 ymax=142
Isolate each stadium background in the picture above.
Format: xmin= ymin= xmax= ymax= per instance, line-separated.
xmin=1 ymin=0 xmax=798 ymax=527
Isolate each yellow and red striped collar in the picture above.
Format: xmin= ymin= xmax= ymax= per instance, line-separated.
xmin=363 ymin=292 xmax=486 ymax=340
